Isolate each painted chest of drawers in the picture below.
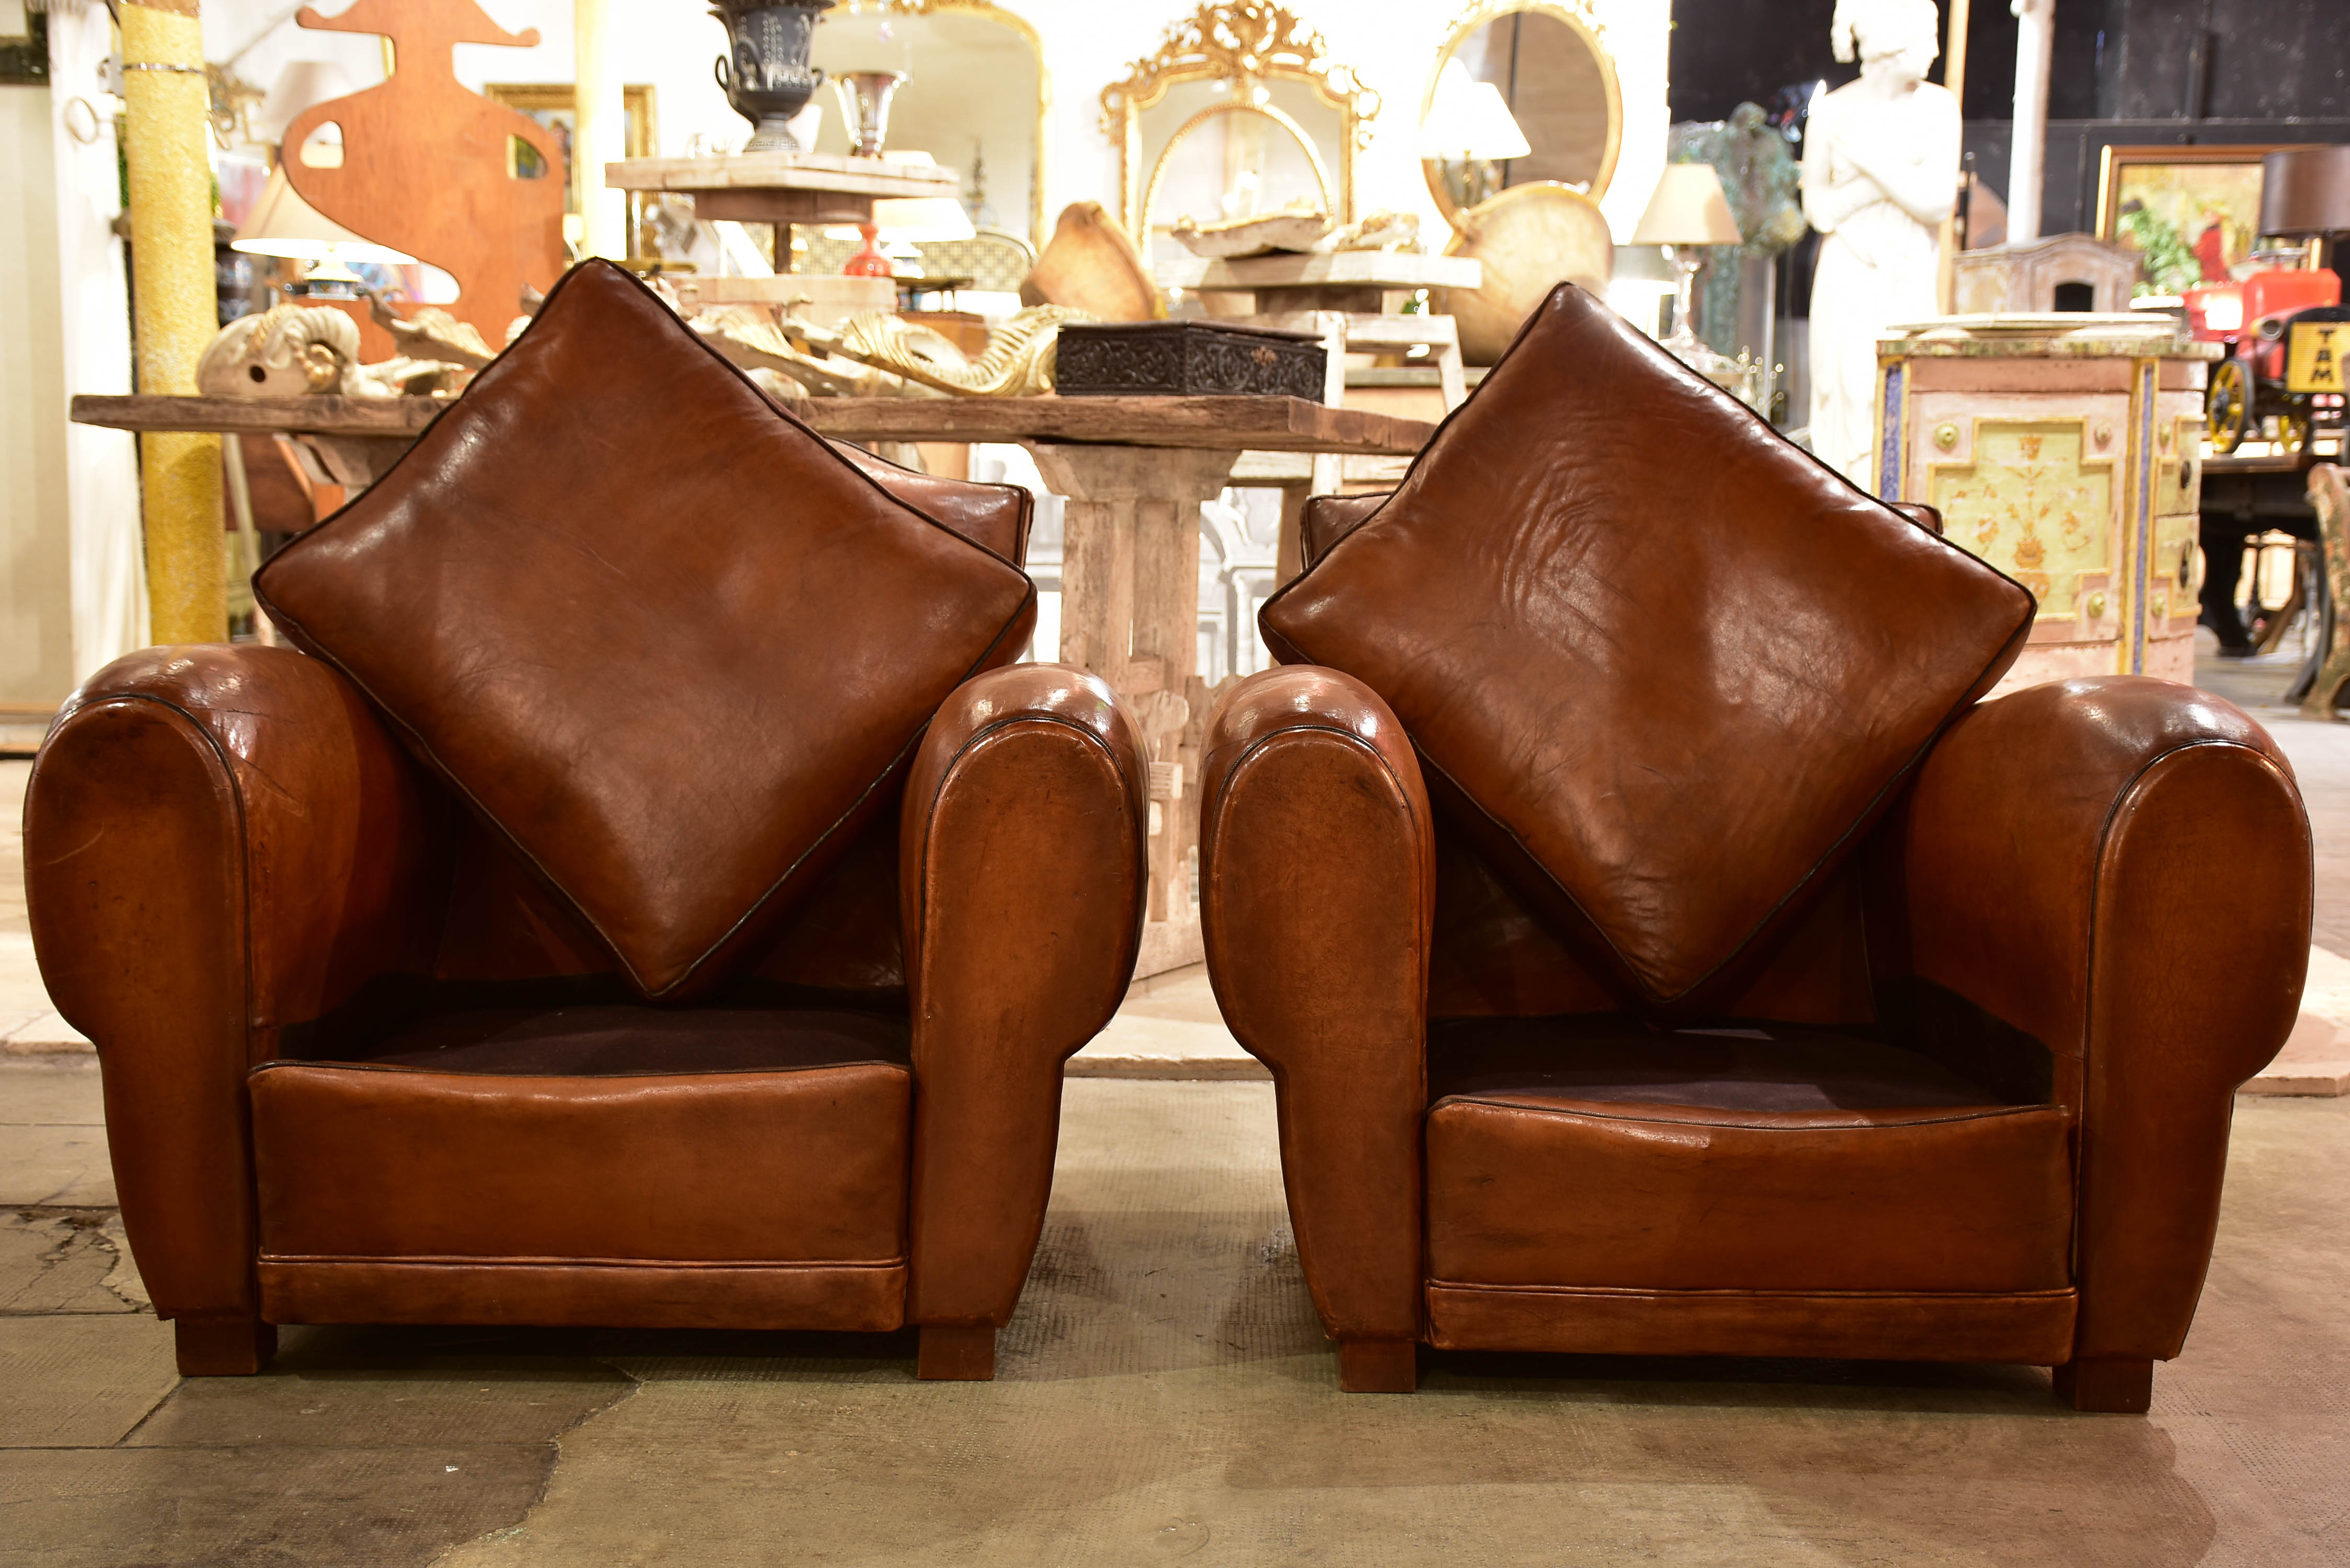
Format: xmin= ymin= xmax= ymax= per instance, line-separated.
xmin=1876 ymin=316 xmax=2221 ymax=697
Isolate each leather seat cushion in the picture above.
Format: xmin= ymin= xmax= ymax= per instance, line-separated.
xmin=252 ymin=1006 xmax=911 ymax=1265
xmin=1429 ymin=1014 xmax=1998 ymax=1112
xmin=1260 ymin=283 xmax=2034 ymax=1012
xmin=297 ymin=1001 xmax=910 ymax=1076
xmin=1425 ymin=1015 xmax=2074 ymax=1294
xmin=255 ymin=260 xmax=1035 ymax=1001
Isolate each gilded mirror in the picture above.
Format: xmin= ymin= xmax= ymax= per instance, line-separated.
xmin=1102 ymin=3 xmax=1378 ymax=259
xmin=1138 ymin=93 xmax=1335 ymax=270
xmin=1421 ymin=1 xmax=1621 ymax=226
xmin=811 ymin=0 xmax=1050 ymax=247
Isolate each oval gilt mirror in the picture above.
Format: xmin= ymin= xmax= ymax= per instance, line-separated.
xmin=1421 ymin=2 xmax=1621 ymax=225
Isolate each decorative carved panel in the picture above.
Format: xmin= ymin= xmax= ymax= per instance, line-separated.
xmin=2148 ymin=507 xmax=2200 ymax=625
xmin=1927 ymin=420 xmax=2115 ymax=620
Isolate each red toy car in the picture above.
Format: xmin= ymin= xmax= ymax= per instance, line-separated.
xmin=2185 ymin=259 xmax=2347 ymax=454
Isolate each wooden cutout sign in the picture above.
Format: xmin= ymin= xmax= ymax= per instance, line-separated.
xmin=282 ymin=0 xmax=566 ymax=356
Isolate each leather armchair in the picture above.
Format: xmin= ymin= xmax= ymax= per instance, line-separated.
xmin=26 ymin=460 xmax=1149 ymax=1381
xmin=1203 ymin=495 xmax=2311 ymax=1411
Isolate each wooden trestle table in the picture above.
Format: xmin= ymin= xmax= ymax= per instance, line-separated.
xmin=72 ymin=391 xmax=1435 ymax=978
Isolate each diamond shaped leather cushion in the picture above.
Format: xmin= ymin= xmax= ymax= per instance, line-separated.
xmin=256 ymin=261 xmax=1035 ymax=1000
xmin=1259 ymin=284 xmax=2033 ymax=1012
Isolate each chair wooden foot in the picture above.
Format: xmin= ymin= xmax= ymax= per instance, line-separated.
xmin=1337 ymin=1338 xmax=1418 ymax=1393
xmin=2055 ymin=1356 xmax=2154 ymax=1413
xmin=917 ymin=1324 xmax=996 ymax=1381
xmin=174 ymin=1313 xmax=277 ymax=1376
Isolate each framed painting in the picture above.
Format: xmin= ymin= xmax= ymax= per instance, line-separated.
xmin=2094 ymin=145 xmax=2273 ymax=298
xmin=483 ymin=83 xmax=655 ymax=215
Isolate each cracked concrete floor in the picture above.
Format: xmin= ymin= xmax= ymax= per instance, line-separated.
xmin=2 ymin=1067 xmax=2346 ymax=1567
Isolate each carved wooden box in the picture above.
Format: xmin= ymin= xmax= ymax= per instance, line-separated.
xmin=1056 ymin=322 xmax=1327 ymax=401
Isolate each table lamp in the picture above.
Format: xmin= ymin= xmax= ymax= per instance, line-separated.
xmin=2261 ymin=145 xmax=2350 ymax=279
xmin=232 ymin=162 xmax=417 ymax=291
xmin=1631 ymin=164 xmax=1744 ymax=358
xmin=1420 ymin=58 xmax=1530 ymax=210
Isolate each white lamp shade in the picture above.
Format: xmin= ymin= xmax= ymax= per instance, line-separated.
xmin=1420 ymin=59 xmax=1532 ymax=162
xmin=1631 ymin=164 xmax=1744 ymax=247
xmin=870 ymin=195 xmax=976 ymax=241
xmin=257 ymin=60 xmax=360 ymax=147
xmin=232 ymin=163 xmax=418 ymax=266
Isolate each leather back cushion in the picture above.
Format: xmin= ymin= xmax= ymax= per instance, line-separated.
xmin=257 ymin=261 xmax=1034 ymax=1000
xmin=830 ymin=442 xmax=1034 ymax=564
xmin=1426 ymin=817 xmax=1877 ymax=1026
xmin=1261 ymin=283 xmax=2032 ymax=1013
xmin=1300 ymin=491 xmax=1386 ymax=571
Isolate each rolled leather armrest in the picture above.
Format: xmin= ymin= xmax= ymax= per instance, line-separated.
xmin=899 ymin=663 xmax=1148 ymax=1328
xmin=1884 ymin=675 xmax=2311 ymax=1361
xmin=24 ymin=646 xmax=441 ymax=1325
xmin=1199 ymin=666 xmax=1435 ymax=1346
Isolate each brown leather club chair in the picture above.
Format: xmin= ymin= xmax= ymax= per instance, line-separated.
xmin=1200 ymin=284 xmax=2313 ymax=1412
xmin=25 ymin=261 xmax=1149 ymax=1381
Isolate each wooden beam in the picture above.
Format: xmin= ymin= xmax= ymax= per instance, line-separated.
xmin=71 ymin=393 xmax=1439 ymax=456
xmin=798 ymin=396 xmax=1435 ymax=453
xmin=72 ymin=395 xmax=446 ymax=439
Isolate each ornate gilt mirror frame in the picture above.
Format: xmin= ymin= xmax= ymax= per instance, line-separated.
xmin=833 ymin=0 xmax=1054 ymax=248
xmin=1422 ymin=0 xmax=1622 ymax=229
xmin=1101 ymin=2 xmax=1379 ymax=244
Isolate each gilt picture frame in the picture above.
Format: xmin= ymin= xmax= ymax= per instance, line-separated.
xmin=2094 ymin=144 xmax=2273 ymax=297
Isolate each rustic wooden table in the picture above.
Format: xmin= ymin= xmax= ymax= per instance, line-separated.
xmin=1153 ymin=251 xmax=1483 ymax=313
xmin=603 ymin=151 xmax=955 ymax=228
xmin=72 ymin=391 xmax=1434 ymax=976
xmin=1154 ymin=252 xmax=1482 ymax=520
xmin=604 ymin=151 xmax=959 ymax=289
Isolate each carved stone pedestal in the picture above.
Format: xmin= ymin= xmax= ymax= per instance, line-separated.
xmin=1027 ymin=443 xmax=1241 ymax=976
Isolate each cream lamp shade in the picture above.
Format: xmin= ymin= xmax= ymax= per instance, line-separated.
xmin=1632 ymin=164 xmax=1744 ymax=247
xmin=870 ymin=195 xmax=977 ymax=243
xmin=232 ymin=163 xmax=418 ymax=272
xmin=1420 ymin=59 xmax=1532 ymax=162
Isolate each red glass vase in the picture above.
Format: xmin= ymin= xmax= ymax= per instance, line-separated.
xmin=842 ymin=223 xmax=893 ymax=279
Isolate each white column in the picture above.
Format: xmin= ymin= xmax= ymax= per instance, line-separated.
xmin=573 ymin=0 xmax=627 ymax=260
xmin=2007 ymin=0 xmax=2056 ymax=243
xmin=51 ymin=3 xmax=146 ymax=679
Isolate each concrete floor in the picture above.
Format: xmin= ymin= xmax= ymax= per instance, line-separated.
xmin=4 ymin=655 xmax=2349 ymax=1565
xmin=3 ymin=1070 xmax=2346 ymax=1566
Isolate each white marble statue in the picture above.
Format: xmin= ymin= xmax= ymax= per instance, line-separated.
xmin=1801 ymin=0 xmax=1961 ymax=489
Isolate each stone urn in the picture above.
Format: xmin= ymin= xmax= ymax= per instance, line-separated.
xmin=710 ymin=0 xmax=836 ymax=154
